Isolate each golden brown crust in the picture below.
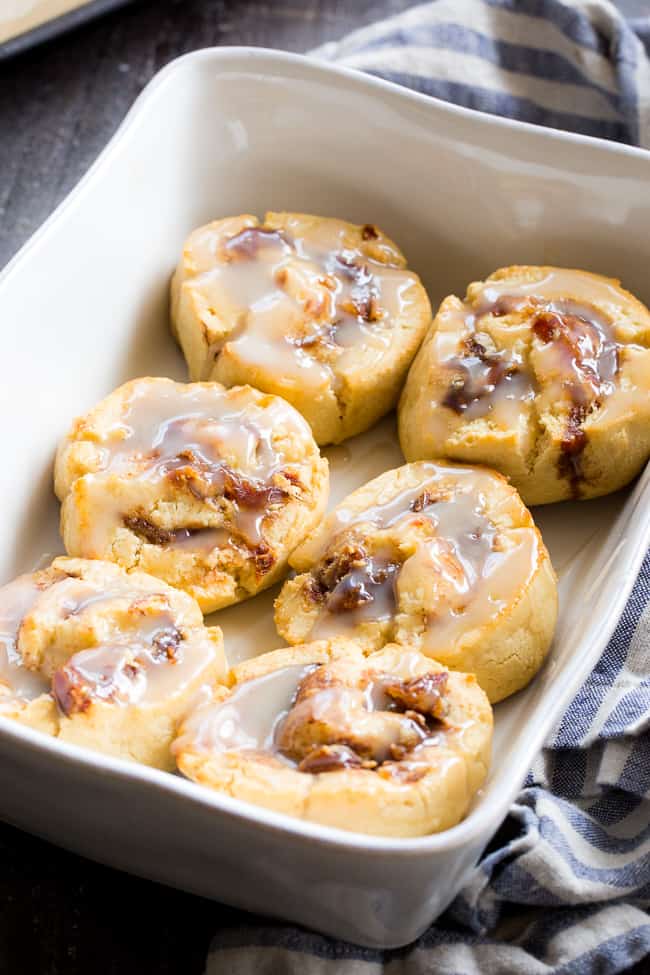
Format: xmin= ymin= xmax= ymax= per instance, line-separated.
xmin=0 ymin=557 xmax=226 ymax=769
xmin=275 ymin=461 xmax=558 ymax=702
xmin=170 ymin=212 xmax=432 ymax=445
xmin=399 ymin=266 xmax=650 ymax=505
xmin=54 ymin=378 xmax=329 ymax=613
xmin=174 ymin=640 xmax=492 ymax=837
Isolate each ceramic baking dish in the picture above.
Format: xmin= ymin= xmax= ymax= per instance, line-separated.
xmin=1 ymin=48 xmax=649 ymax=949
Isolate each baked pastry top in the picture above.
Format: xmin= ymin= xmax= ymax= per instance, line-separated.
xmin=0 ymin=557 xmax=225 ymax=768
xmin=55 ymin=378 xmax=329 ymax=613
xmin=170 ymin=212 xmax=432 ymax=444
xmin=399 ymin=266 xmax=650 ymax=504
xmin=174 ymin=639 xmax=492 ymax=837
xmin=275 ymin=461 xmax=557 ymax=702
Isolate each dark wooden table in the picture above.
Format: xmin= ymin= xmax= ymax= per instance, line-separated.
xmin=0 ymin=0 xmax=414 ymax=267
xmin=1 ymin=2 xmax=647 ymax=973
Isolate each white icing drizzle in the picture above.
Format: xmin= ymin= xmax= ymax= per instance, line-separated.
xmin=174 ymin=664 xmax=313 ymax=755
xmin=175 ymin=653 xmax=450 ymax=773
xmin=55 ymin=627 xmax=215 ymax=709
xmin=409 ymin=529 xmax=539 ymax=655
xmin=190 ymin=220 xmax=420 ymax=389
xmin=104 ymin=383 xmax=293 ymax=480
xmin=78 ymin=382 xmax=307 ymax=554
xmin=476 ymin=268 xmax=627 ymax=313
xmin=0 ymin=567 xmax=216 ymax=711
xmin=0 ymin=574 xmax=50 ymax=699
xmin=429 ymin=268 xmax=648 ymax=443
xmin=300 ymin=464 xmax=539 ymax=647
xmin=299 ymin=463 xmax=496 ymax=562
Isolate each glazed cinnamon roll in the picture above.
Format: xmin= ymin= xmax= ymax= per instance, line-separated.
xmin=0 ymin=557 xmax=225 ymax=769
xmin=55 ymin=378 xmax=329 ymax=613
xmin=170 ymin=212 xmax=432 ymax=445
xmin=173 ymin=640 xmax=492 ymax=838
xmin=399 ymin=266 xmax=650 ymax=504
xmin=274 ymin=461 xmax=557 ymax=702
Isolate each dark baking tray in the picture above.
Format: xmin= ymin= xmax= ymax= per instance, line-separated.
xmin=0 ymin=0 xmax=133 ymax=60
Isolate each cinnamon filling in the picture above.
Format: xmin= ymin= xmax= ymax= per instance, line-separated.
xmin=51 ymin=609 xmax=183 ymax=715
xmin=190 ymin=217 xmax=420 ymax=392
xmin=1 ymin=567 xmax=217 ymax=712
xmin=305 ymin=488 xmax=449 ymax=613
xmin=82 ymin=383 xmax=308 ymax=567
xmin=175 ymin=652 xmax=448 ymax=776
xmin=331 ymin=252 xmax=380 ymax=323
xmin=297 ymin=744 xmax=365 ymax=774
xmin=51 ymin=615 xmax=208 ymax=716
xmin=291 ymin=465 xmax=541 ymax=655
xmin=177 ymin=657 xmax=451 ymax=781
xmin=436 ymin=270 xmax=633 ymax=494
xmin=361 ymin=224 xmax=380 ymax=241
xmin=442 ymin=334 xmax=523 ymax=415
xmin=53 ymin=649 xmax=146 ymax=714
xmin=125 ymin=456 xmax=288 ymax=563
xmin=531 ymin=308 xmax=618 ymax=495
xmin=307 ymin=543 xmax=402 ymax=618
xmin=326 ymin=557 xmax=402 ymax=614
xmin=278 ymin=664 xmax=449 ymax=774
xmin=171 ymin=457 xmax=289 ymax=512
xmin=122 ymin=515 xmax=180 ymax=546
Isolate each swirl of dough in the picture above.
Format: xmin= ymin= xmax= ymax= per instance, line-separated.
xmin=0 ymin=557 xmax=225 ymax=769
xmin=274 ymin=461 xmax=557 ymax=703
xmin=170 ymin=212 xmax=432 ymax=445
xmin=54 ymin=378 xmax=329 ymax=613
xmin=399 ymin=266 xmax=650 ymax=504
xmin=173 ymin=640 xmax=492 ymax=838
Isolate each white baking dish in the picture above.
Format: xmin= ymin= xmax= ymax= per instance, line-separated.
xmin=1 ymin=48 xmax=649 ymax=949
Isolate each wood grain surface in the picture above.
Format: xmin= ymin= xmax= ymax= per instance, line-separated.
xmin=0 ymin=2 xmax=648 ymax=973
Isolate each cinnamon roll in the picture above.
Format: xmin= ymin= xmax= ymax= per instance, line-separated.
xmin=0 ymin=557 xmax=225 ymax=768
xmin=399 ymin=266 xmax=650 ymax=504
xmin=173 ymin=640 xmax=492 ymax=838
xmin=170 ymin=212 xmax=432 ymax=445
xmin=274 ymin=461 xmax=557 ymax=702
xmin=55 ymin=378 xmax=329 ymax=612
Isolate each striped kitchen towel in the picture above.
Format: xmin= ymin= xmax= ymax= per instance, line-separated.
xmin=206 ymin=3 xmax=650 ymax=973
xmin=315 ymin=0 xmax=650 ymax=148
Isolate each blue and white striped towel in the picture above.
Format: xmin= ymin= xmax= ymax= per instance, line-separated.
xmin=206 ymin=3 xmax=650 ymax=972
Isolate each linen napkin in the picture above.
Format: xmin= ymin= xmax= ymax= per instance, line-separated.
xmin=206 ymin=3 xmax=650 ymax=971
